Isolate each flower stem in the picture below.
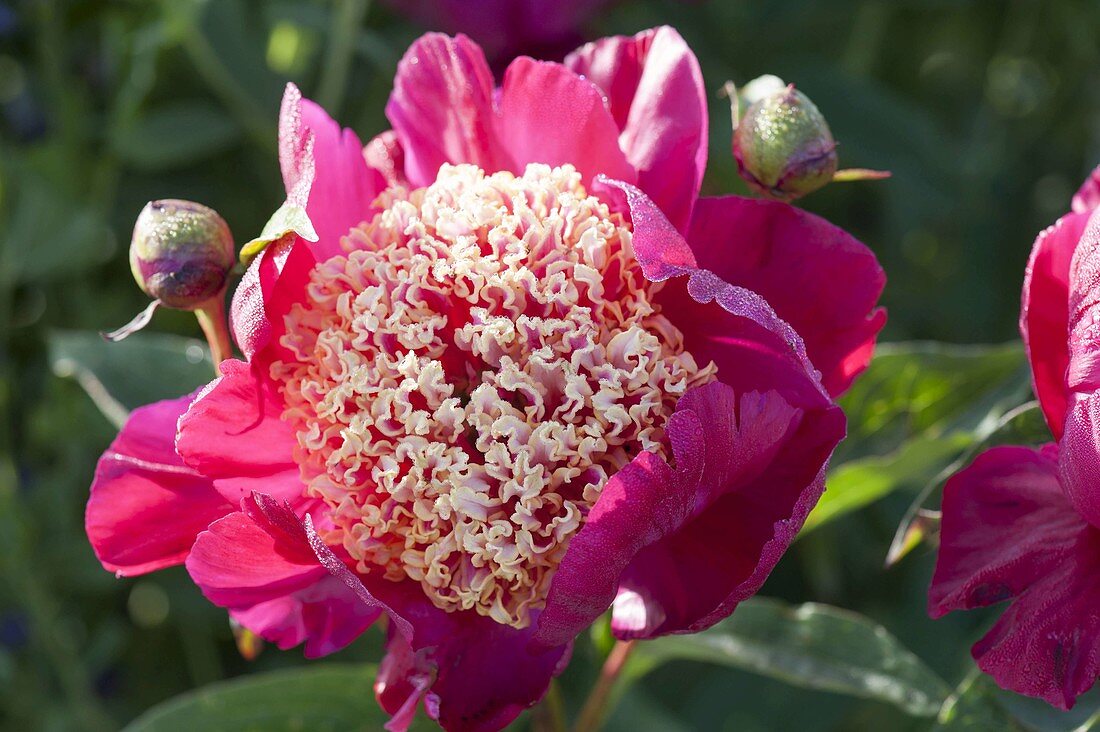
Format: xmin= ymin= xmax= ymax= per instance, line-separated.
xmin=316 ymin=0 xmax=370 ymax=115
xmin=194 ymin=293 xmax=232 ymax=371
xmin=533 ymin=679 xmax=567 ymax=732
xmin=573 ymin=640 xmax=636 ymax=732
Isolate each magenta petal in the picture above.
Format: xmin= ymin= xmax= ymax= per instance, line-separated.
xmin=1060 ymin=392 xmax=1100 ymax=529
xmin=386 ymin=33 xmax=504 ymax=186
xmin=1066 ymin=211 xmax=1100 ymax=397
xmin=930 ymin=445 xmax=1081 ymax=616
xmin=534 ymin=450 xmax=683 ymax=647
xmin=974 ymin=531 xmax=1100 ymax=710
xmin=364 ymin=130 xmax=408 ymax=189
xmin=618 ymin=391 xmax=841 ymax=637
xmin=686 ymin=195 xmax=886 ymax=397
xmin=565 ymin=26 xmax=707 ymax=232
xmin=230 ymin=574 xmax=381 ymax=659
xmin=86 ymin=395 xmax=233 ymax=576
xmin=375 ymin=631 xmax=432 ymax=732
xmin=537 ymin=381 xmax=843 ymax=646
xmin=1022 ymin=211 xmax=1092 ymax=437
xmin=186 ymin=509 xmax=325 ymax=607
xmin=929 ymin=445 xmax=1100 ymax=709
xmin=595 ymin=176 xmax=830 ymax=402
xmin=279 ymin=83 xmax=382 ymax=260
xmin=176 ymin=359 xmax=303 ymax=506
xmin=379 ymin=614 xmax=569 ymax=732
xmin=186 ymin=494 xmax=381 ymax=657
xmin=498 ymin=58 xmax=636 ymax=188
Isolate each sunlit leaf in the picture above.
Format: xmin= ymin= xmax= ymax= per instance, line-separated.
xmin=239 ymin=202 xmax=316 ymax=265
xmin=631 ymin=596 xmax=950 ymax=717
xmin=887 ymin=401 xmax=1049 ymax=564
xmin=808 ymin=342 xmax=1031 ymax=533
xmin=807 ymin=434 xmax=966 ymax=533
xmin=123 ymin=664 xmax=388 ymax=732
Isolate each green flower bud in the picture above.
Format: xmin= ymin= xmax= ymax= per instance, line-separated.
xmin=733 ymin=84 xmax=838 ymax=201
xmin=129 ymin=200 xmax=234 ymax=310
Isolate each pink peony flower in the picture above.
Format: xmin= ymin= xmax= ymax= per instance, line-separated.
xmin=929 ymin=166 xmax=1100 ymax=710
xmin=87 ymin=28 xmax=885 ymax=731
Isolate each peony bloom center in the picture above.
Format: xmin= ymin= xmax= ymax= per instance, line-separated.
xmin=272 ymin=164 xmax=716 ymax=628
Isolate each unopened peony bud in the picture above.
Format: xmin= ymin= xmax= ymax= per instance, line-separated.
xmin=129 ymin=200 xmax=234 ymax=310
xmin=733 ymin=84 xmax=838 ymax=201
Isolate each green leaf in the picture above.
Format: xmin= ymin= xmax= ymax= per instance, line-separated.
xmin=805 ymin=433 xmax=968 ymax=533
xmin=49 ymin=330 xmax=213 ymax=425
xmin=808 ymin=341 xmax=1031 ymax=533
xmin=239 ymin=201 xmax=317 ymax=266
xmin=113 ymin=102 xmax=240 ymax=170
xmin=934 ymin=667 xmax=1100 ymax=731
xmin=935 ymin=673 xmax=1023 ymax=731
xmin=887 ymin=401 xmax=1049 ymax=565
xmin=123 ymin=664 xmax=388 ymax=732
xmin=631 ymin=596 xmax=950 ymax=717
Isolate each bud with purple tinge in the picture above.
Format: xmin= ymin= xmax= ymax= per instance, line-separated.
xmin=129 ymin=200 xmax=235 ymax=310
xmin=733 ymin=84 xmax=836 ymax=201
xmin=731 ymin=80 xmax=889 ymax=201
xmin=104 ymin=199 xmax=236 ymax=363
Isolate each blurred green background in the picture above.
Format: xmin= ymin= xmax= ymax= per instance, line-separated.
xmin=1 ymin=0 xmax=1099 ymax=730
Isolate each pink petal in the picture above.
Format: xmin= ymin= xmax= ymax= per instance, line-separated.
xmin=230 ymin=574 xmax=380 ymax=659
xmin=1061 ymin=213 xmax=1100 ymax=527
xmin=186 ymin=493 xmax=381 ymax=657
xmin=279 ymin=83 xmax=383 ymax=260
xmin=1072 ymin=165 xmax=1100 ymax=214
xmin=1060 ymin=392 xmax=1100 ymax=529
xmin=686 ymin=195 xmax=886 ymax=397
xmin=378 ymin=614 xmax=570 ymax=732
xmin=535 ymin=180 xmax=845 ymax=645
xmin=930 ymin=445 xmax=1081 ymax=616
xmin=86 ymin=395 xmax=233 ymax=576
xmin=565 ymin=26 xmax=707 ymax=232
xmin=534 ymin=450 xmax=682 ymax=646
xmin=1066 ymin=210 xmax=1100 ymax=396
xmin=537 ymin=379 xmax=843 ymax=646
xmin=929 ymin=445 xmax=1100 ymax=709
xmin=386 ymin=33 xmax=504 ymax=187
xmin=620 ymin=389 xmax=840 ymax=637
xmin=497 ymin=57 xmax=636 ymax=188
xmin=375 ymin=629 xmax=432 ymax=732
xmin=186 ymin=503 xmax=322 ymax=608
xmin=230 ymin=235 xmax=316 ymax=362
xmin=175 ymin=359 xmax=304 ymax=507
xmin=1022 ymin=211 xmax=1092 ymax=438
xmin=974 ymin=531 xmax=1100 ymax=710
xmin=364 ymin=130 xmax=408 ymax=189
xmin=595 ymin=176 xmax=830 ymax=402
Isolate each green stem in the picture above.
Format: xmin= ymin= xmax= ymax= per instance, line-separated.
xmin=533 ymin=679 xmax=567 ymax=732
xmin=194 ymin=293 xmax=233 ymax=371
xmin=573 ymin=640 xmax=636 ymax=732
xmin=316 ymin=0 xmax=370 ymax=115
xmin=171 ymin=5 xmax=274 ymax=152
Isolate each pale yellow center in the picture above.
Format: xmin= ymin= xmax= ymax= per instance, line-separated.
xmin=272 ymin=164 xmax=716 ymax=628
